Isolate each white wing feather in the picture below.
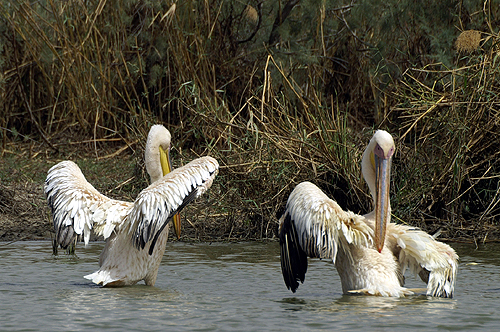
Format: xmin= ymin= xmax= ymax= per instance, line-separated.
xmin=387 ymin=223 xmax=458 ymax=297
xmin=46 ymin=157 xmax=218 ymax=252
xmin=283 ymin=182 xmax=373 ymax=262
xmin=279 ymin=181 xmax=373 ymax=293
xmin=44 ymin=161 xmax=131 ymax=247
xmin=128 ymin=156 xmax=218 ymax=250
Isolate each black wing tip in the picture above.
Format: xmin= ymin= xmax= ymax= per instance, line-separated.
xmin=148 ymin=228 xmax=163 ymax=255
xmin=132 ymin=172 xmax=209 ymax=255
xmin=279 ymin=213 xmax=308 ymax=293
xmin=146 ymin=187 xmax=200 ymax=255
xmin=132 ymin=237 xmax=144 ymax=251
xmin=443 ymin=292 xmax=453 ymax=299
xmin=55 ymin=223 xmax=77 ymax=249
xmin=131 ymin=230 xmax=147 ymax=251
xmin=283 ymin=271 xmax=300 ymax=293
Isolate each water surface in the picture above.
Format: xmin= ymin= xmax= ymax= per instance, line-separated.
xmin=0 ymin=241 xmax=499 ymax=331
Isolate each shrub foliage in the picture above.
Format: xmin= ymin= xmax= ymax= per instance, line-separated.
xmin=1 ymin=0 xmax=499 ymax=240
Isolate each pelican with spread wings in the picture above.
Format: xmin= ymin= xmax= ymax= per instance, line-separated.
xmin=279 ymin=130 xmax=458 ymax=297
xmin=45 ymin=125 xmax=218 ymax=286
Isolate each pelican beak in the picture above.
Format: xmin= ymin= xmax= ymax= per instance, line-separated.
xmin=172 ymin=213 xmax=181 ymax=239
xmin=159 ymin=145 xmax=181 ymax=239
xmin=159 ymin=145 xmax=172 ymax=175
xmin=374 ymin=153 xmax=391 ymax=253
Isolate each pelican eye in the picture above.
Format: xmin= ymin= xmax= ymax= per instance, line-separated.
xmin=387 ymin=147 xmax=394 ymax=158
xmin=374 ymin=144 xmax=385 ymax=158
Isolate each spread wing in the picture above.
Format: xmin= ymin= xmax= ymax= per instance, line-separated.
xmin=128 ymin=156 xmax=219 ymax=254
xmin=387 ymin=223 xmax=458 ymax=298
xmin=46 ymin=157 xmax=219 ymax=254
xmin=44 ymin=161 xmax=132 ymax=249
xmin=279 ymin=181 xmax=373 ymax=292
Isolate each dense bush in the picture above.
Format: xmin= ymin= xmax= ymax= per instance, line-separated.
xmin=1 ymin=0 xmax=499 ymax=240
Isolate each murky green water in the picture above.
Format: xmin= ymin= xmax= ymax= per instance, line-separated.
xmin=0 ymin=241 xmax=499 ymax=331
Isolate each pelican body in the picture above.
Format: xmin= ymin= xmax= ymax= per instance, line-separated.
xmin=45 ymin=125 xmax=219 ymax=286
xmin=279 ymin=130 xmax=458 ymax=297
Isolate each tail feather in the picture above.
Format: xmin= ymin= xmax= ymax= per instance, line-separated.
xmin=84 ymin=270 xmax=121 ymax=287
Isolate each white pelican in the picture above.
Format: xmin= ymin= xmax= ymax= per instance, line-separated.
xmin=279 ymin=130 xmax=458 ymax=297
xmin=45 ymin=125 xmax=219 ymax=286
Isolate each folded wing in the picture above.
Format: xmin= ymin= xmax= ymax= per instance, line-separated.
xmin=387 ymin=223 xmax=458 ymax=298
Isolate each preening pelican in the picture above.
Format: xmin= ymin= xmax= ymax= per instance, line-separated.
xmin=279 ymin=130 xmax=458 ymax=297
xmin=45 ymin=125 xmax=219 ymax=286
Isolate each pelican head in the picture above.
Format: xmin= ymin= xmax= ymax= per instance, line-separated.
xmin=361 ymin=130 xmax=395 ymax=253
xmin=144 ymin=124 xmax=181 ymax=239
xmin=145 ymin=125 xmax=172 ymax=183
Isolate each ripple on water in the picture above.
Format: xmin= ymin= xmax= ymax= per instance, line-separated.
xmin=0 ymin=241 xmax=499 ymax=331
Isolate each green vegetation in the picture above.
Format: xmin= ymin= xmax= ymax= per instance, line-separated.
xmin=1 ymin=0 xmax=499 ymax=242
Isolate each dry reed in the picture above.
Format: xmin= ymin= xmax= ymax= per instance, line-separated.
xmin=1 ymin=0 xmax=499 ymax=241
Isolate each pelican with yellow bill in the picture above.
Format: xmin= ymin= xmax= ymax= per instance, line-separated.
xmin=45 ymin=125 xmax=219 ymax=286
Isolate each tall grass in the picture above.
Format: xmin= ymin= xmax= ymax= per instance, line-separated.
xmin=390 ymin=34 xmax=500 ymax=240
xmin=1 ymin=0 xmax=499 ymax=241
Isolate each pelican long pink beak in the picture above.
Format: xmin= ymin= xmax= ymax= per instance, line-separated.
xmin=159 ymin=145 xmax=181 ymax=239
xmin=374 ymin=145 xmax=393 ymax=253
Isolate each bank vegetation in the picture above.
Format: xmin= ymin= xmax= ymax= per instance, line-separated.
xmin=1 ymin=0 xmax=499 ymax=243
